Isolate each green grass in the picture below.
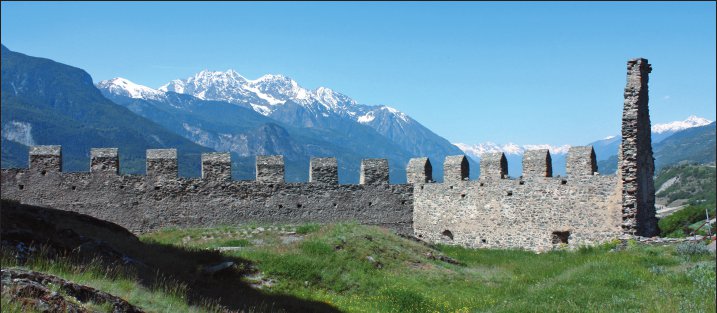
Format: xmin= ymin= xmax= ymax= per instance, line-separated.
xmin=143 ymin=223 xmax=717 ymax=313
xmin=0 ymin=248 xmax=222 ymax=313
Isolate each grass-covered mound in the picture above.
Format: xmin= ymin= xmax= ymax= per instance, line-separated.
xmin=144 ymin=223 xmax=716 ymax=313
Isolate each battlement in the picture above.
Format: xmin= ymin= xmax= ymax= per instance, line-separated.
xmin=29 ymin=145 xmax=62 ymax=173
xmin=0 ymin=59 xmax=656 ymax=251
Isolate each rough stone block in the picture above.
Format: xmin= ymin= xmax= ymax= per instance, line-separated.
xmin=444 ymin=155 xmax=469 ymax=183
xmin=479 ymin=152 xmax=507 ymax=179
xmin=406 ymin=157 xmax=432 ymax=184
xmin=310 ymin=157 xmax=338 ymax=184
xmin=147 ymin=149 xmax=178 ymax=179
xmin=522 ymin=149 xmax=552 ymax=178
xmin=90 ymin=148 xmax=119 ymax=174
xmin=202 ymin=152 xmax=231 ymax=181
xmin=256 ymin=155 xmax=284 ymax=183
xmin=29 ymin=145 xmax=62 ymax=173
xmin=360 ymin=159 xmax=389 ymax=185
xmin=566 ymin=146 xmax=597 ymax=177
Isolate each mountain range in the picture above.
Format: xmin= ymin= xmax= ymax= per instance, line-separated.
xmin=0 ymin=45 xmax=212 ymax=177
xmin=1 ymin=44 xmax=713 ymax=182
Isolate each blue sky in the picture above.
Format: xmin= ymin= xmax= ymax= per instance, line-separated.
xmin=2 ymin=2 xmax=715 ymax=146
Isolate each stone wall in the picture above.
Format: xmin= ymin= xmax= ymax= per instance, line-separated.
xmin=412 ymin=148 xmax=623 ymax=251
xmin=621 ymin=58 xmax=659 ymax=236
xmin=1 ymin=148 xmax=413 ymax=234
xmin=0 ymin=58 xmax=658 ymax=250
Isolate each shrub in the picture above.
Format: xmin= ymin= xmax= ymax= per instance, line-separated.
xmin=660 ymin=204 xmax=715 ymax=237
xmin=675 ymin=242 xmax=711 ymax=256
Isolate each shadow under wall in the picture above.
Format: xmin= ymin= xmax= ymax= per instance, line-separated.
xmin=0 ymin=199 xmax=340 ymax=313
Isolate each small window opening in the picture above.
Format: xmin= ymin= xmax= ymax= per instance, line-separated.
xmin=296 ymin=203 xmax=302 ymax=208
xmin=154 ymin=186 xmax=160 ymax=191
xmin=506 ymin=190 xmax=513 ymax=196
xmin=368 ymin=202 xmax=373 ymax=206
xmin=519 ymin=180 xmax=525 ymax=185
xmin=441 ymin=230 xmax=454 ymax=240
xmin=18 ymin=184 xmax=24 ymax=190
xmin=552 ymin=231 xmax=570 ymax=244
xmin=561 ymin=179 xmax=567 ymax=185
xmin=481 ymin=239 xmax=487 ymax=244
xmin=449 ymin=186 xmax=454 ymax=189
xmin=41 ymin=170 xmax=47 ymax=176
xmin=479 ymin=182 xmax=484 ymax=187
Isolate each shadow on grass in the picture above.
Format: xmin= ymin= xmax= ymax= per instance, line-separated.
xmin=0 ymin=199 xmax=340 ymax=312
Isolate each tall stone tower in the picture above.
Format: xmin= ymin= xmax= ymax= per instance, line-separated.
xmin=621 ymin=58 xmax=659 ymax=237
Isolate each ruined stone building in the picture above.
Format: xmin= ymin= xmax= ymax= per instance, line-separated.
xmin=0 ymin=59 xmax=658 ymax=251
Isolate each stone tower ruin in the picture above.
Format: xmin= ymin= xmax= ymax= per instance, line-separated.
xmin=621 ymin=58 xmax=659 ymax=237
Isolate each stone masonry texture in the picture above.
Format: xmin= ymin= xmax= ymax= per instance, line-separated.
xmin=406 ymin=157 xmax=432 ymax=184
xmin=444 ymin=155 xmax=469 ymax=183
xmin=522 ymin=149 xmax=552 ymax=178
xmin=566 ymin=146 xmax=597 ymax=177
xmin=310 ymin=157 xmax=339 ymax=184
xmin=256 ymin=155 xmax=285 ymax=183
xmin=479 ymin=152 xmax=507 ymax=179
xmin=2 ymin=149 xmax=413 ymax=234
xmin=91 ymin=148 xmax=119 ymax=175
xmin=621 ymin=58 xmax=659 ymax=236
xmin=201 ymin=152 xmax=231 ymax=181
xmin=360 ymin=159 xmax=389 ymax=185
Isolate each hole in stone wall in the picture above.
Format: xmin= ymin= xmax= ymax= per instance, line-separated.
xmin=551 ymin=231 xmax=570 ymax=244
xmin=71 ymin=186 xmax=76 ymax=190
xmin=420 ymin=186 xmax=424 ymax=190
xmin=441 ymin=230 xmax=454 ymax=240
xmin=41 ymin=170 xmax=47 ymax=176
xmin=401 ymin=200 xmax=407 ymax=205
xmin=119 ymin=185 xmax=125 ymax=189
xmin=18 ymin=184 xmax=24 ymax=190
xmin=154 ymin=186 xmax=160 ymax=191
xmin=561 ymin=180 xmax=567 ymax=185
xmin=460 ymin=194 xmax=466 ymax=199
xmin=296 ymin=203 xmax=302 ymax=208
xmin=278 ymin=204 xmax=284 ymax=209
xmin=333 ymin=203 xmax=338 ymax=207
xmin=418 ymin=234 xmax=423 ymax=238
xmin=268 ymin=184 xmax=274 ymax=188
xmin=519 ymin=181 xmax=525 ymax=185
xmin=481 ymin=239 xmax=487 ymax=243
xmin=479 ymin=182 xmax=484 ymax=187
xmin=506 ymin=191 xmax=513 ymax=196
xmin=368 ymin=202 xmax=373 ymax=206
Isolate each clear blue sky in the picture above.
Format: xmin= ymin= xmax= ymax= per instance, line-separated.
xmin=2 ymin=2 xmax=715 ymax=145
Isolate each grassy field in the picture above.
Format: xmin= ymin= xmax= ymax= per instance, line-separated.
xmin=140 ymin=223 xmax=716 ymax=313
xmin=3 ymin=222 xmax=715 ymax=312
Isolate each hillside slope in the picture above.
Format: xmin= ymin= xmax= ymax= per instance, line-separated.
xmin=0 ymin=45 xmax=212 ymax=176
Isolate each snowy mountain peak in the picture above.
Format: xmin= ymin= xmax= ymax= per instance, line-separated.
xmin=651 ymin=115 xmax=713 ymax=134
xmin=97 ymin=77 xmax=164 ymax=100
xmin=454 ymin=142 xmax=572 ymax=158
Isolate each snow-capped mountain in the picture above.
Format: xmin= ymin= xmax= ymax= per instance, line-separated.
xmin=652 ymin=115 xmax=712 ymax=134
xmin=96 ymin=77 xmax=165 ymax=101
xmin=157 ymin=70 xmax=462 ymax=168
xmin=454 ymin=142 xmax=571 ymax=157
xmin=98 ymin=73 xmax=463 ymax=182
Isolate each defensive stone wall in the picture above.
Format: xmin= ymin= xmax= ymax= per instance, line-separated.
xmin=0 ymin=58 xmax=657 ymax=251
xmin=412 ymin=148 xmax=623 ymax=251
xmin=1 ymin=148 xmax=413 ymax=234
